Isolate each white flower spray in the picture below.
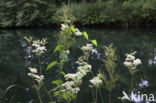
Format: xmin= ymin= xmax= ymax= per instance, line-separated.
xmin=61 ymin=56 xmax=92 ymax=95
xmin=124 ymin=51 xmax=142 ymax=75
xmin=123 ymin=51 xmax=142 ymax=96
xmin=24 ymin=37 xmax=50 ymax=103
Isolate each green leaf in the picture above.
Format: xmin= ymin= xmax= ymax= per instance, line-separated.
xmin=54 ymin=91 xmax=60 ymax=96
xmin=71 ymin=26 xmax=76 ymax=33
xmin=51 ymin=80 xmax=62 ymax=85
xmin=91 ymin=40 xmax=97 ymax=46
xmin=46 ymin=60 xmax=57 ymax=70
xmin=53 ymin=44 xmax=61 ymax=53
xmin=60 ymin=71 xmax=66 ymax=76
xmin=77 ymin=74 xmax=83 ymax=80
xmin=83 ymin=32 xmax=89 ymax=40
xmin=49 ymin=102 xmax=56 ymax=103
xmin=62 ymin=93 xmax=69 ymax=101
xmin=4 ymin=84 xmax=16 ymax=94
xmin=48 ymin=85 xmax=61 ymax=93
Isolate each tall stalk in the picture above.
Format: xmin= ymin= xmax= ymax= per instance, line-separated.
xmin=58 ymin=59 xmax=63 ymax=103
xmin=129 ymin=74 xmax=134 ymax=94
xmin=38 ymin=56 xmax=42 ymax=75
xmin=99 ymin=88 xmax=104 ymax=103
xmin=109 ymin=91 xmax=111 ymax=103
xmin=37 ymin=56 xmax=52 ymax=101
xmin=37 ymin=90 xmax=42 ymax=103
xmin=96 ymin=88 xmax=98 ymax=103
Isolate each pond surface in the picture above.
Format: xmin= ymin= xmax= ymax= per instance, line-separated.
xmin=0 ymin=27 xmax=156 ymax=103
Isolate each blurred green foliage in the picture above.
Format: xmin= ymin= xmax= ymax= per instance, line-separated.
xmin=0 ymin=0 xmax=156 ymax=27
xmin=52 ymin=0 xmax=156 ymax=26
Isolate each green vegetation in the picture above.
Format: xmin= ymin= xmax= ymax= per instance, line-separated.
xmin=0 ymin=0 xmax=156 ymax=28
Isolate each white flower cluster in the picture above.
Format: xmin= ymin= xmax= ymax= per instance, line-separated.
xmin=81 ymin=44 xmax=93 ymax=52
xmin=28 ymin=67 xmax=44 ymax=84
xmin=90 ymin=75 xmax=103 ymax=87
xmin=61 ymin=24 xmax=69 ymax=30
xmin=62 ymin=57 xmax=92 ymax=94
xmin=76 ymin=57 xmax=92 ymax=76
xmin=61 ymin=24 xmax=82 ymax=36
xmin=75 ymin=28 xmax=82 ymax=36
xmin=62 ymin=81 xmax=80 ymax=94
xmin=32 ymin=39 xmax=47 ymax=56
xmin=65 ymin=73 xmax=77 ymax=80
xmin=124 ymin=51 xmax=142 ymax=70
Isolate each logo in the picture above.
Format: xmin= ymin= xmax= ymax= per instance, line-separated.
xmin=122 ymin=91 xmax=155 ymax=102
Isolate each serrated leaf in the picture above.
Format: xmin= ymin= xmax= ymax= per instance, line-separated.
xmin=46 ymin=60 xmax=57 ymax=70
xmin=83 ymin=32 xmax=89 ymax=40
xmin=91 ymin=40 xmax=97 ymax=46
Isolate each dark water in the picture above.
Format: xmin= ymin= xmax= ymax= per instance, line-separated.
xmin=0 ymin=28 xmax=156 ymax=103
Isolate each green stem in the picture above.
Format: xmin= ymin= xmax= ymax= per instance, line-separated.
xmin=58 ymin=61 xmax=63 ymax=103
xmin=96 ymin=88 xmax=98 ymax=103
xmin=129 ymin=74 xmax=134 ymax=94
xmin=98 ymin=88 xmax=104 ymax=103
xmin=91 ymin=88 xmax=96 ymax=103
xmin=43 ymin=83 xmax=52 ymax=101
xmin=109 ymin=91 xmax=111 ymax=103
xmin=37 ymin=90 xmax=42 ymax=103
xmin=38 ymin=56 xmax=42 ymax=75
xmin=37 ymin=56 xmax=52 ymax=101
xmin=74 ymin=94 xmax=77 ymax=103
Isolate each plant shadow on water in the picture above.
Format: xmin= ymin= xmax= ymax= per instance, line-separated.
xmin=0 ymin=27 xmax=156 ymax=103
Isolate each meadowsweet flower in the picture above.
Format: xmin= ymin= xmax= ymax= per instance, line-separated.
xmin=126 ymin=54 xmax=135 ymax=60
xmin=61 ymin=24 xmax=69 ymax=30
xmin=32 ymin=46 xmax=47 ymax=55
xmin=90 ymin=76 xmax=103 ymax=87
xmin=75 ymin=28 xmax=82 ymax=36
xmin=124 ymin=51 xmax=142 ymax=74
xmin=77 ymin=63 xmax=92 ymax=76
xmin=28 ymin=67 xmax=37 ymax=73
xmin=62 ymin=56 xmax=92 ymax=95
xmin=81 ymin=44 xmax=93 ymax=52
xmin=123 ymin=61 xmax=133 ymax=67
xmin=62 ymin=81 xmax=80 ymax=94
xmin=35 ymin=75 xmax=44 ymax=83
xmin=65 ymin=50 xmax=70 ymax=54
xmin=28 ymin=67 xmax=44 ymax=84
xmin=65 ymin=73 xmax=77 ymax=80
xmin=133 ymin=59 xmax=142 ymax=66
xmin=32 ymin=39 xmax=47 ymax=56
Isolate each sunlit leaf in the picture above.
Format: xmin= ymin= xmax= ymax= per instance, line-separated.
xmin=71 ymin=26 xmax=76 ymax=33
xmin=91 ymin=39 xmax=97 ymax=46
xmin=83 ymin=32 xmax=89 ymax=40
